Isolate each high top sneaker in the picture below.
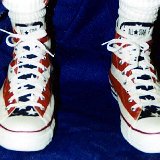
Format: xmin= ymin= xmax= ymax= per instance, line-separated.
xmin=0 ymin=21 xmax=55 ymax=151
xmin=103 ymin=20 xmax=160 ymax=153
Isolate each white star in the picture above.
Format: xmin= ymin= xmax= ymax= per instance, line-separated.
xmin=156 ymin=108 xmax=160 ymax=112
xmin=19 ymin=105 xmax=28 ymax=110
xmin=27 ymin=108 xmax=37 ymax=115
xmin=151 ymin=112 xmax=159 ymax=117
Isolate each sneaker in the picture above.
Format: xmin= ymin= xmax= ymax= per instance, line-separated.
xmin=103 ymin=20 xmax=160 ymax=153
xmin=0 ymin=24 xmax=55 ymax=151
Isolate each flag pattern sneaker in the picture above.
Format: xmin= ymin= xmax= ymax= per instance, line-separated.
xmin=103 ymin=21 xmax=160 ymax=153
xmin=0 ymin=23 xmax=55 ymax=151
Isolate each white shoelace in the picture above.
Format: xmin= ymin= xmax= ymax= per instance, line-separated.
xmin=0 ymin=28 xmax=54 ymax=111
xmin=102 ymin=37 xmax=160 ymax=111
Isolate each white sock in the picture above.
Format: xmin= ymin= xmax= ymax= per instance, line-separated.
xmin=118 ymin=0 xmax=160 ymax=23
xmin=2 ymin=0 xmax=49 ymax=33
xmin=2 ymin=0 xmax=47 ymax=13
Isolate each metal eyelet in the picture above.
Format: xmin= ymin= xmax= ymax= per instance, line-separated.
xmin=123 ymin=81 xmax=127 ymax=85
xmin=128 ymin=98 xmax=133 ymax=103
xmin=41 ymin=96 xmax=45 ymax=100
xmin=8 ymin=99 xmax=13 ymax=103
xmin=122 ymin=71 xmax=125 ymax=75
xmin=119 ymin=60 xmax=123 ymax=65
xmin=131 ymin=107 xmax=136 ymax=112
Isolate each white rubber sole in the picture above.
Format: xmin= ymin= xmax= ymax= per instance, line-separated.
xmin=110 ymin=79 xmax=160 ymax=153
xmin=121 ymin=116 xmax=160 ymax=153
xmin=0 ymin=118 xmax=55 ymax=152
xmin=0 ymin=84 xmax=55 ymax=152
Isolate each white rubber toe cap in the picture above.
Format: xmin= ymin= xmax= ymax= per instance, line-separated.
xmin=133 ymin=117 xmax=160 ymax=134
xmin=1 ymin=116 xmax=46 ymax=132
xmin=121 ymin=116 xmax=160 ymax=153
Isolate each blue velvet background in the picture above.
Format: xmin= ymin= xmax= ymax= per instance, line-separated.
xmin=0 ymin=0 xmax=160 ymax=159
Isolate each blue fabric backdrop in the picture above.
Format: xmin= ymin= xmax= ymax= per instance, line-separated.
xmin=0 ymin=0 xmax=160 ymax=159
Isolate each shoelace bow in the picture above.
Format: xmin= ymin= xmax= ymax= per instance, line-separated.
xmin=0 ymin=28 xmax=54 ymax=111
xmin=102 ymin=37 xmax=160 ymax=111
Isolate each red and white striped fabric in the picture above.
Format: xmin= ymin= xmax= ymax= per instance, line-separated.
xmin=103 ymin=21 xmax=160 ymax=153
xmin=0 ymin=26 xmax=55 ymax=151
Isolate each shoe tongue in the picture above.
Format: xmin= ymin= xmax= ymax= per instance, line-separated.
xmin=117 ymin=20 xmax=153 ymax=39
xmin=14 ymin=21 xmax=44 ymax=35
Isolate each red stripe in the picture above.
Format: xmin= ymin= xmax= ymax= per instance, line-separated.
xmin=109 ymin=71 xmax=141 ymax=120
xmin=3 ymin=78 xmax=17 ymax=114
xmin=112 ymin=54 xmax=129 ymax=72
xmin=36 ymin=53 xmax=52 ymax=116
xmin=13 ymin=35 xmax=49 ymax=44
